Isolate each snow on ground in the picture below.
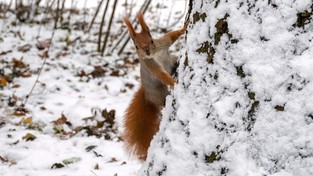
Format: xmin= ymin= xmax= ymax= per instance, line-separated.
xmin=0 ymin=1 xmax=187 ymax=176
xmin=0 ymin=10 xmax=142 ymax=176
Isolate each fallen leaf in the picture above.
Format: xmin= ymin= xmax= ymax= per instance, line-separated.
xmin=94 ymin=163 xmax=99 ymax=170
xmin=20 ymin=73 xmax=32 ymax=77
xmin=102 ymin=109 xmax=116 ymax=126
xmin=22 ymin=133 xmax=36 ymax=141
xmin=110 ymin=70 xmax=119 ymax=77
xmin=0 ymin=76 xmax=7 ymax=87
xmin=12 ymin=58 xmax=27 ymax=69
xmin=108 ymin=157 xmax=117 ymax=163
xmin=21 ymin=116 xmax=32 ymax=125
xmin=52 ymin=125 xmax=64 ymax=134
xmin=13 ymin=111 xmax=26 ymax=117
xmin=85 ymin=145 xmax=97 ymax=152
xmin=51 ymin=163 xmax=65 ymax=169
xmin=78 ymin=70 xmax=87 ymax=77
xmin=0 ymin=156 xmax=17 ymax=166
xmin=51 ymin=113 xmax=67 ymax=125
xmin=96 ymin=120 xmax=105 ymax=128
xmin=63 ymin=157 xmax=81 ymax=165
xmin=0 ymin=50 xmax=12 ymax=55
xmin=0 ymin=121 xmax=5 ymax=128
xmin=13 ymin=106 xmax=28 ymax=116
xmin=90 ymin=66 xmax=106 ymax=78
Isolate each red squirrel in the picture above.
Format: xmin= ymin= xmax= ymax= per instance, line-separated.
xmin=123 ymin=12 xmax=188 ymax=160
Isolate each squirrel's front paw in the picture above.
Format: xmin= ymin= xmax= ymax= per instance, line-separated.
xmin=182 ymin=20 xmax=189 ymax=32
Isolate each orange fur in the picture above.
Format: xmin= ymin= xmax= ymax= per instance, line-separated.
xmin=122 ymin=12 xmax=188 ymax=160
xmin=124 ymin=86 xmax=161 ymax=160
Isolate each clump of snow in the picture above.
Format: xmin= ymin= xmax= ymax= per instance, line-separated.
xmin=140 ymin=0 xmax=313 ymax=176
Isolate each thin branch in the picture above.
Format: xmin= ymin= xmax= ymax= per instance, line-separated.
xmin=97 ymin=0 xmax=110 ymax=52
xmin=20 ymin=16 xmax=58 ymax=110
xmin=166 ymin=0 xmax=175 ymax=27
xmin=161 ymin=0 xmax=188 ymax=29
xmin=36 ymin=0 xmax=54 ymax=38
xmin=5 ymin=0 xmax=13 ymax=17
xmin=54 ymin=0 xmax=60 ymax=29
xmin=59 ymin=0 xmax=66 ymax=25
xmin=101 ymin=0 xmax=118 ymax=55
xmin=87 ymin=0 xmax=105 ymax=33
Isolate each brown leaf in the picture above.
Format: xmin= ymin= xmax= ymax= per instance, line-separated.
xmin=90 ymin=66 xmax=106 ymax=78
xmin=78 ymin=70 xmax=87 ymax=77
xmin=0 ymin=76 xmax=7 ymax=87
xmin=13 ymin=58 xmax=27 ymax=69
xmin=51 ymin=113 xmax=68 ymax=125
xmin=94 ymin=163 xmax=99 ymax=170
xmin=108 ymin=157 xmax=117 ymax=163
xmin=102 ymin=109 xmax=115 ymax=126
xmin=96 ymin=120 xmax=105 ymax=128
xmin=13 ymin=111 xmax=26 ymax=117
xmin=110 ymin=70 xmax=120 ymax=77
xmin=20 ymin=73 xmax=32 ymax=77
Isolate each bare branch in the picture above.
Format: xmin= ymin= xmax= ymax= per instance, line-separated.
xmin=97 ymin=0 xmax=110 ymax=52
xmin=101 ymin=0 xmax=118 ymax=55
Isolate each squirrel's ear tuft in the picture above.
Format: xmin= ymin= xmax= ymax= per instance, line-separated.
xmin=137 ymin=12 xmax=150 ymax=33
xmin=123 ymin=17 xmax=136 ymax=38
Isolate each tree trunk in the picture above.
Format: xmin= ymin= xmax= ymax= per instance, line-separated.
xmin=139 ymin=0 xmax=313 ymax=175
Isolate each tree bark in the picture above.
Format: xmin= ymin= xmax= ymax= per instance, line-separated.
xmin=139 ymin=0 xmax=313 ymax=175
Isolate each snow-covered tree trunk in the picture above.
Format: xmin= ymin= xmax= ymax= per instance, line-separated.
xmin=139 ymin=0 xmax=313 ymax=175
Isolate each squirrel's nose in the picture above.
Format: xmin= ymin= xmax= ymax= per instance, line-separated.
xmin=144 ymin=47 xmax=150 ymax=56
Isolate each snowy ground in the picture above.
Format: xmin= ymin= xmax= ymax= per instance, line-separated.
xmin=0 ymin=1 xmax=187 ymax=175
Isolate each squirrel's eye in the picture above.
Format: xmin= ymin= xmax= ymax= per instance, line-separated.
xmin=135 ymin=46 xmax=138 ymax=49
xmin=151 ymin=40 xmax=154 ymax=44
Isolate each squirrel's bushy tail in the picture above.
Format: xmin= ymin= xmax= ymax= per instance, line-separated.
xmin=123 ymin=86 xmax=160 ymax=160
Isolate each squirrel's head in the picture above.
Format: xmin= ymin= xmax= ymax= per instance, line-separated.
xmin=123 ymin=12 xmax=155 ymax=57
